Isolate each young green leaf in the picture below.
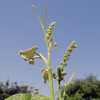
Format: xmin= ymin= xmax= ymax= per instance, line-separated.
xmin=18 ymin=46 xmax=38 ymax=60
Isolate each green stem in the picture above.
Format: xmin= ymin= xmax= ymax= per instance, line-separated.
xmin=32 ymin=5 xmax=55 ymax=99
xmin=63 ymin=91 xmax=66 ymax=100
xmin=39 ymin=53 xmax=48 ymax=66
xmin=58 ymin=81 xmax=62 ymax=100
xmin=66 ymin=69 xmax=77 ymax=87
xmin=32 ymin=5 xmax=49 ymax=48
xmin=42 ymin=26 xmax=49 ymax=48
xmin=47 ymin=48 xmax=55 ymax=100
xmin=43 ymin=3 xmax=47 ymax=29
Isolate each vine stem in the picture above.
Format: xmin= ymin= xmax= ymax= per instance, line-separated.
xmin=58 ymin=81 xmax=62 ymax=100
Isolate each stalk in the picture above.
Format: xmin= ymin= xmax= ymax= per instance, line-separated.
xmin=32 ymin=5 xmax=55 ymax=100
xmin=47 ymin=48 xmax=55 ymax=100
xmin=58 ymin=81 xmax=62 ymax=100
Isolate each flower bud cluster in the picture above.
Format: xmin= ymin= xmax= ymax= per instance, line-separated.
xmin=47 ymin=22 xmax=56 ymax=44
xmin=63 ymin=41 xmax=77 ymax=62
xmin=60 ymin=61 xmax=67 ymax=66
xmin=54 ymin=66 xmax=67 ymax=82
xmin=54 ymin=41 xmax=77 ymax=84
xmin=60 ymin=41 xmax=77 ymax=68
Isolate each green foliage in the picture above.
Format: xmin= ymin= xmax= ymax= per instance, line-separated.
xmin=59 ymin=74 xmax=100 ymax=100
xmin=5 ymin=93 xmax=50 ymax=100
xmin=0 ymin=80 xmax=38 ymax=100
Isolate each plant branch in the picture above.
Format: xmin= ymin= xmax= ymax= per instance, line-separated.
xmin=32 ymin=5 xmax=43 ymax=28
xmin=39 ymin=53 xmax=48 ymax=66
xmin=66 ymin=69 xmax=77 ymax=87
xmin=32 ymin=4 xmax=49 ymax=48
xmin=33 ymin=56 xmax=41 ymax=59
xmin=43 ymin=3 xmax=47 ymax=29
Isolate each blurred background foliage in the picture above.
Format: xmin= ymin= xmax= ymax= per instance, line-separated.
xmin=0 ymin=80 xmax=39 ymax=100
xmin=56 ymin=74 xmax=100 ymax=100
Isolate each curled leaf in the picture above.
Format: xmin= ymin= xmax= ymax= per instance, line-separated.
xmin=18 ymin=46 xmax=38 ymax=60
xmin=41 ymin=68 xmax=56 ymax=83
xmin=41 ymin=68 xmax=48 ymax=84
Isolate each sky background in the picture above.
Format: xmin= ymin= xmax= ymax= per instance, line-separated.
xmin=0 ymin=0 xmax=100 ymax=98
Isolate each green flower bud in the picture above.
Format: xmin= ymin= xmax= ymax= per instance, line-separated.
xmin=50 ymin=22 xmax=56 ymax=27
xmin=60 ymin=61 xmax=67 ymax=66
xmin=74 ymin=44 xmax=77 ymax=48
xmin=46 ymin=34 xmax=49 ymax=38
xmin=60 ymin=61 xmax=64 ymax=65
xmin=52 ymin=73 xmax=57 ymax=79
xmin=71 ymin=41 xmax=76 ymax=45
xmin=47 ymin=30 xmax=52 ymax=34
xmin=63 ymin=54 xmax=67 ymax=58
xmin=70 ymin=41 xmax=76 ymax=48
xmin=62 ymin=71 xmax=67 ymax=76
xmin=63 ymin=56 xmax=69 ymax=61
xmin=57 ymin=66 xmax=62 ymax=75
xmin=49 ymin=34 xmax=53 ymax=41
xmin=57 ymin=66 xmax=61 ymax=70
xmin=54 ymin=43 xmax=57 ymax=46
xmin=65 ymin=51 xmax=70 ymax=56
xmin=48 ymin=27 xmax=52 ymax=30
xmin=68 ymin=46 xmax=72 ymax=51
xmin=51 ymin=43 xmax=57 ymax=48
xmin=63 ymin=62 xmax=67 ymax=66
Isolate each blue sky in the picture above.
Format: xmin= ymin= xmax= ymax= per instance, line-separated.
xmin=0 ymin=0 xmax=100 ymax=98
